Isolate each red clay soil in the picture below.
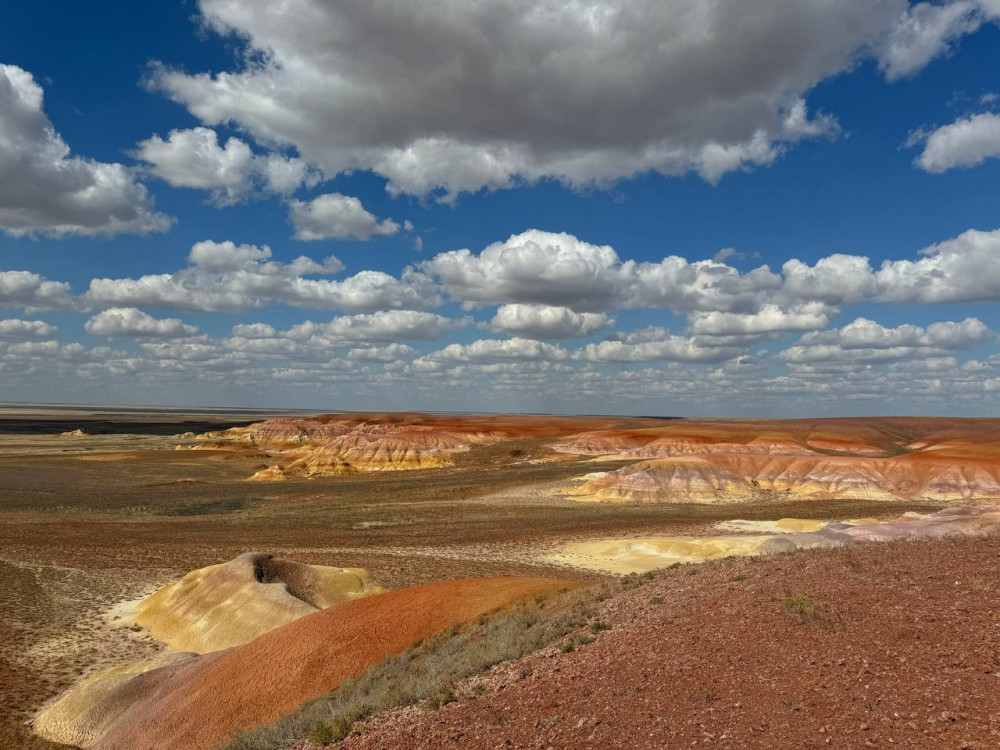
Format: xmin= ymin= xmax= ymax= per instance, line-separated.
xmin=93 ymin=577 xmax=568 ymax=750
xmin=344 ymin=536 xmax=1000 ymax=749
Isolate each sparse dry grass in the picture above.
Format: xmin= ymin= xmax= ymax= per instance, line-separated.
xmin=221 ymin=587 xmax=598 ymax=750
xmin=784 ymin=593 xmax=840 ymax=630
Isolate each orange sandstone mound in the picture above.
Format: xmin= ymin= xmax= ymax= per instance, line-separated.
xmin=36 ymin=576 xmax=568 ymax=750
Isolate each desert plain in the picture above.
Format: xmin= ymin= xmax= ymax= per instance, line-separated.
xmin=4 ymin=406 xmax=1000 ymax=749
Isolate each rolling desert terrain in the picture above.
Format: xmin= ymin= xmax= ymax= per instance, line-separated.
xmin=3 ymin=407 xmax=1000 ymax=749
xmin=8 ymin=2 xmax=1000 ymax=748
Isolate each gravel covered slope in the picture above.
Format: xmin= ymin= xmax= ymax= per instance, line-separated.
xmin=343 ymin=535 xmax=1000 ymax=749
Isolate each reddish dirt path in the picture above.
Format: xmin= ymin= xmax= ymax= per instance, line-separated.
xmin=346 ymin=536 xmax=1000 ymax=749
xmin=96 ymin=577 xmax=568 ymax=750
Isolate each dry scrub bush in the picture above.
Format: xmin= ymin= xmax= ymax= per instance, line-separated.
xmin=784 ymin=594 xmax=817 ymax=620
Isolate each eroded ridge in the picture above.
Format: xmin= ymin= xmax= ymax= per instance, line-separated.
xmin=556 ymin=419 xmax=1000 ymax=503
xmin=132 ymin=552 xmax=384 ymax=654
xmin=184 ymin=412 xmax=664 ymax=479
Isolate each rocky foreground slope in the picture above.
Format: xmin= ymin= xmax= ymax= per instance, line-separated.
xmin=34 ymin=575 xmax=567 ymax=750
xmin=342 ymin=534 xmax=1000 ymax=750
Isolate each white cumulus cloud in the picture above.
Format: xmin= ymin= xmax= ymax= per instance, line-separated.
xmin=289 ymin=193 xmax=400 ymax=241
xmin=781 ymin=317 xmax=992 ymax=363
xmin=875 ymin=228 xmax=1000 ymax=304
xmin=85 ymin=307 xmax=199 ymax=338
xmin=133 ymin=127 xmax=318 ymax=205
xmin=424 ymin=337 xmax=569 ymax=363
xmin=82 ymin=240 xmax=439 ymax=313
xmin=0 ymin=64 xmax=170 ymax=237
xmin=582 ymin=327 xmax=742 ymax=363
xmin=689 ymin=303 xmax=833 ymax=337
xmin=0 ymin=271 xmax=74 ymax=312
xmin=487 ymin=304 xmax=614 ymax=340
xmin=285 ymin=310 xmax=464 ymax=343
xmin=422 ymin=229 xmax=781 ymax=313
xmin=876 ymin=1 xmax=990 ymax=81
xmin=912 ymin=111 xmax=1000 ymax=172
xmin=0 ymin=319 xmax=57 ymax=339
xmin=146 ymin=0 xmax=920 ymax=199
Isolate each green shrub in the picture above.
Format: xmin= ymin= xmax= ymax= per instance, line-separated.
xmin=784 ymin=594 xmax=816 ymax=619
xmin=329 ymin=717 xmax=353 ymax=742
xmin=307 ymin=724 xmax=334 ymax=746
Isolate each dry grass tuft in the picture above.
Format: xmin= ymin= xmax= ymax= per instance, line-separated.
xmin=784 ymin=593 xmax=839 ymax=630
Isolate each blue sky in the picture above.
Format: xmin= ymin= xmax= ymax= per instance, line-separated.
xmin=2 ymin=1 xmax=1000 ymax=416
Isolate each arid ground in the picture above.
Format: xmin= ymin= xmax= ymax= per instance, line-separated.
xmin=342 ymin=534 xmax=1000 ymax=750
xmin=2 ymin=407 xmax=995 ymax=749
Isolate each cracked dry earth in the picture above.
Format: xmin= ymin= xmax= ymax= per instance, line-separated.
xmin=341 ymin=535 xmax=1000 ymax=750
